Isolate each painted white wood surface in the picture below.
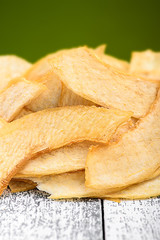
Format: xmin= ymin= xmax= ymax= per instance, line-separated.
xmin=104 ymin=198 xmax=160 ymax=240
xmin=0 ymin=190 xmax=103 ymax=240
xmin=0 ymin=189 xmax=160 ymax=240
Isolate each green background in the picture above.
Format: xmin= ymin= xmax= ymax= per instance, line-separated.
xmin=0 ymin=0 xmax=159 ymax=62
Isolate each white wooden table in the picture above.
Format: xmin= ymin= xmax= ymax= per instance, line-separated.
xmin=0 ymin=189 xmax=159 ymax=240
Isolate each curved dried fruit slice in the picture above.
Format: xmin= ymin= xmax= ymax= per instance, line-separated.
xmin=0 ymin=117 xmax=7 ymax=129
xmin=24 ymin=49 xmax=66 ymax=82
xmin=9 ymin=179 xmax=37 ymax=193
xmin=58 ymin=84 xmax=96 ymax=107
xmin=105 ymin=175 xmax=160 ymax=200
xmin=0 ymin=106 xmax=131 ymax=195
xmin=86 ymin=89 xmax=160 ymax=191
xmin=14 ymin=108 xmax=33 ymax=120
xmin=49 ymin=47 xmax=159 ymax=118
xmin=109 ymin=118 xmax=136 ymax=143
xmin=30 ymin=171 xmax=107 ymax=199
xmin=0 ymin=55 xmax=31 ymax=91
xmin=0 ymin=78 xmax=45 ymax=121
xmin=26 ymin=46 xmax=103 ymax=111
xmin=130 ymin=50 xmax=160 ymax=80
xmin=15 ymin=142 xmax=93 ymax=178
xmin=27 ymin=71 xmax=62 ymax=111
xmin=94 ymin=44 xmax=129 ymax=71
xmin=30 ymin=171 xmax=160 ymax=200
xmin=94 ymin=44 xmax=107 ymax=55
xmin=24 ymin=51 xmax=64 ymax=111
xmin=93 ymin=44 xmax=129 ymax=71
xmin=99 ymin=54 xmax=129 ymax=71
xmin=15 ymin=119 xmax=134 ymax=178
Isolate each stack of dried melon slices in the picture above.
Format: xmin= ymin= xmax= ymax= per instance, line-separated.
xmin=0 ymin=45 xmax=160 ymax=201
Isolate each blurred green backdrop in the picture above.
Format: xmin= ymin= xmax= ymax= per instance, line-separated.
xmin=0 ymin=0 xmax=159 ymax=62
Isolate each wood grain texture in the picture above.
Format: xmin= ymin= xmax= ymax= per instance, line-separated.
xmin=103 ymin=198 xmax=160 ymax=240
xmin=0 ymin=190 xmax=103 ymax=240
xmin=0 ymin=189 xmax=160 ymax=240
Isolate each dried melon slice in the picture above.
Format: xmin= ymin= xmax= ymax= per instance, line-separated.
xmin=15 ymin=142 xmax=93 ymax=178
xmin=26 ymin=46 xmax=103 ymax=111
xmin=0 ymin=78 xmax=45 ymax=121
xmin=99 ymin=54 xmax=129 ymax=71
xmin=9 ymin=179 xmax=37 ymax=193
xmin=0 ymin=117 xmax=7 ymax=129
xmin=30 ymin=171 xmax=107 ymax=199
xmin=29 ymin=171 xmax=160 ymax=200
xmin=24 ymin=54 xmax=53 ymax=82
xmin=24 ymin=50 xmax=64 ymax=111
xmin=0 ymin=106 xmax=131 ymax=195
xmin=130 ymin=50 xmax=160 ymax=80
xmin=27 ymin=71 xmax=62 ymax=111
xmin=86 ymin=89 xmax=160 ymax=191
xmin=58 ymin=84 xmax=96 ymax=107
xmin=15 ymin=119 xmax=132 ymax=178
xmin=0 ymin=55 xmax=31 ymax=91
xmin=106 ymin=175 xmax=160 ymax=200
xmin=49 ymin=47 xmax=159 ymax=118
xmin=14 ymin=108 xmax=33 ymax=120
xmin=93 ymin=44 xmax=129 ymax=71
xmin=15 ymin=118 xmax=134 ymax=178
xmin=109 ymin=118 xmax=136 ymax=143
xmin=94 ymin=44 xmax=107 ymax=55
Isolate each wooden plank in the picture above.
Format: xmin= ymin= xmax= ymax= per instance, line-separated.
xmin=0 ymin=189 xmax=103 ymax=240
xmin=103 ymin=198 xmax=160 ymax=240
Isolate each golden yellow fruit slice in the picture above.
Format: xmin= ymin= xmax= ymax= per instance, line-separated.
xmin=0 ymin=55 xmax=31 ymax=91
xmin=9 ymin=179 xmax=37 ymax=193
xmin=24 ymin=50 xmax=64 ymax=111
xmin=0 ymin=106 xmax=131 ymax=195
xmin=0 ymin=117 xmax=7 ymax=129
xmin=49 ymin=47 xmax=159 ymax=118
xmin=14 ymin=108 xmax=33 ymax=120
xmin=130 ymin=50 xmax=160 ymax=80
xmin=109 ymin=118 xmax=136 ymax=143
xmin=30 ymin=171 xmax=107 ymax=199
xmin=0 ymin=78 xmax=45 ymax=121
xmin=93 ymin=44 xmax=128 ymax=71
xmin=24 ymin=49 xmax=66 ymax=82
xmin=58 ymin=84 xmax=96 ymax=107
xmin=27 ymin=71 xmax=62 ymax=111
xmin=94 ymin=44 xmax=107 ymax=55
xmin=26 ymin=46 xmax=103 ymax=111
xmin=99 ymin=54 xmax=129 ymax=71
xmin=15 ymin=142 xmax=93 ymax=178
xmin=30 ymin=171 xmax=160 ymax=200
xmin=86 ymin=89 xmax=160 ymax=191
xmin=106 ymin=175 xmax=160 ymax=199
xmin=15 ymin=118 xmax=134 ymax=178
